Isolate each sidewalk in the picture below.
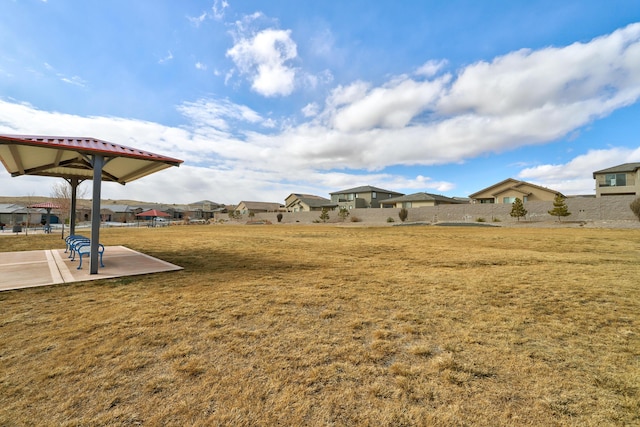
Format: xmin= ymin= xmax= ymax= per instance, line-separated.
xmin=0 ymin=246 xmax=182 ymax=291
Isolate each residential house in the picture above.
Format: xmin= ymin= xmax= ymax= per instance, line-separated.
xmin=380 ymin=192 xmax=469 ymax=208
xmin=188 ymin=200 xmax=225 ymax=219
xmin=330 ymin=185 xmax=404 ymax=209
xmin=593 ymin=163 xmax=640 ymax=197
xmin=235 ymin=201 xmax=285 ymax=215
xmin=285 ymin=193 xmax=336 ymax=212
xmin=0 ymin=204 xmax=44 ymax=226
xmin=100 ymin=204 xmax=140 ymax=223
xmin=469 ymin=179 xmax=562 ymax=204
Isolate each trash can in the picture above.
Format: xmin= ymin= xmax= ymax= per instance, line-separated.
xmin=12 ymin=225 xmax=22 ymax=233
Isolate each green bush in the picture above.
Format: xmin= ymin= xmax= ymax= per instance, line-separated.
xmin=630 ymin=197 xmax=640 ymax=221
xmin=338 ymin=207 xmax=350 ymax=222
xmin=548 ymin=194 xmax=571 ymax=221
xmin=319 ymin=208 xmax=330 ymax=223
xmin=399 ymin=208 xmax=408 ymax=222
xmin=476 ymin=217 xmax=486 ymax=222
xmin=387 ymin=217 xmax=395 ymax=223
xmin=509 ymin=197 xmax=527 ymax=221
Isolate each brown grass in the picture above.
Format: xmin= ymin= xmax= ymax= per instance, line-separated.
xmin=1 ymin=225 xmax=639 ymax=426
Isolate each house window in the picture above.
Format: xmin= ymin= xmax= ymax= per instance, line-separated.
xmin=503 ymin=197 xmax=516 ymax=204
xmin=605 ymin=173 xmax=626 ymax=186
xmin=402 ymin=202 xmax=412 ymax=208
xmin=479 ymin=199 xmax=495 ymax=204
xmin=372 ymin=192 xmax=377 ymax=199
xmin=347 ymin=193 xmax=354 ymax=200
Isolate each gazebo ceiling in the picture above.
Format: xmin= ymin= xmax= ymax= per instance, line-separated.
xmin=0 ymin=135 xmax=183 ymax=184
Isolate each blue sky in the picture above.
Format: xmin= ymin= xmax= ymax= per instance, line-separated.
xmin=1 ymin=0 xmax=640 ymax=204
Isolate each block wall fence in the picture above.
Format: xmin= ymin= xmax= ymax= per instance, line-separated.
xmin=228 ymin=195 xmax=638 ymax=225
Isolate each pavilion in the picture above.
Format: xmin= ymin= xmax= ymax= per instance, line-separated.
xmin=0 ymin=134 xmax=183 ymax=274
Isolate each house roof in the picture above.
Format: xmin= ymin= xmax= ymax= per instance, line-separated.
xmin=286 ymin=194 xmax=334 ymax=208
xmin=0 ymin=134 xmax=183 ymax=184
xmin=469 ymin=178 xmax=562 ymax=199
xmin=330 ymin=185 xmax=403 ymax=196
xmin=100 ymin=204 xmax=135 ymax=213
xmin=0 ymin=203 xmax=39 ymax=214
xmin=237 ymin=201 xmax=283 ymax=211
xmin=383 ymin=192 xmax=468 ymax=204
xmin=592 ymin=162 xmax=640 ymax=178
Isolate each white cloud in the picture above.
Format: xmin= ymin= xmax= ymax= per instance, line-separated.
xmin=211 ymin=0 xmax=229 ymax=21
xmin=187 ymin=11 xmax=207 ymax=27
xmin=158 ymin=51 xmax=173 ymax=64
xmin=415 ymin=60 xmax=448 ymax=77
xmin=518 ymin=147 xmax=640 ymax=194
xmin=2 ymin=24 xmax=640 ymax=201
xmin=226 ymin=28 xmax=298 ymax=97
xmin=302 ymin=103 xmax=319 ymax=117
xmin=195 ymin=62 xmax=207 ymax=70
xmin=60 ymin=75 xmax=86 ymax=87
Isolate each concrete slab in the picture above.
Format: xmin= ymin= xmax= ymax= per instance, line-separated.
xmin=0 ymin=246 xmax=182 ymax=291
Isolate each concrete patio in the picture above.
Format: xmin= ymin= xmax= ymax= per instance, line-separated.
xmin=0 ymin=246 xmax=183 ymax=291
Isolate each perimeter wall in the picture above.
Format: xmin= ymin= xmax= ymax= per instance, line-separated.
xmin=241 ymin=195 xmax=638 ymax=225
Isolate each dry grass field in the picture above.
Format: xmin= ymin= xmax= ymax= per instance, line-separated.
xmin=1 ymin=224 xmax=639 ymax=426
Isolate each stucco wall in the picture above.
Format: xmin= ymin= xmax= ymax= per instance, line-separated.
xmin=238 ymin=195 xmax=638 ymax=225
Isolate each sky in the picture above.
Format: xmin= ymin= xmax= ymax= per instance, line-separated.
xmin=1 ymin=0 xmax=640 ymax=205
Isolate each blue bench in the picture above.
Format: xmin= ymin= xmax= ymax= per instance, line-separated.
xmin=73 ymin=241 xmax=105 ymax=270
xmin=65 ymin=235 xmax=89 ymax=257
xmin=65 ymin=235 xmax=105 ymax=270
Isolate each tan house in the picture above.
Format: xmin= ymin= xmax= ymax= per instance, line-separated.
xmin=330 ymin=185 xmax=403 ymax=209
xmin=593 ymin=163 xmax=640 ymax=197
xmin=285 ymin=194 xmax=336 ymax=212
xmin=380 ymin=192 xmax=469 ymax=208
xmin=469 ymin=179 xmax=562 ymax=204
xmin=235 ymin=201 xmax=284 ymax=214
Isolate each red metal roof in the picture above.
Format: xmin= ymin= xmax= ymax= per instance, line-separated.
xmin=29 ymin=202 xmax=61 ymax=209
xmin=0 ymin=135 xmax=183 ymax=164
xmin=0 ymin=134 xmax=183 ymax=184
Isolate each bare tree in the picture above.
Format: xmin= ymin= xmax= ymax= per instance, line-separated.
xmin=51 ymin=180 xmax=88 ymax=236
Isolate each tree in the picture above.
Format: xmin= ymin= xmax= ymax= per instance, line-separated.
xmin=548 ymin=194 xmax=571 ymax=221
xmin=630 ymin=197 xmax=640 ymax=221
xmin=398 ymin=208 xmax=408 ymax=222
xmin=51 ymin=181 xmax=88 ymax=234
xmin=337 ymin=207 xmax=350 ymax=222
xmin=509 ymin=197 xmax=527 ymax=221
xmin=319 ymin=207 xmax=330 ymax=223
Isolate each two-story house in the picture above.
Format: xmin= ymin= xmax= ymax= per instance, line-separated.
xmin=330 ymin=185 xmax=404 ymax=209
xmin=593 ymin=163 xmax=640 ymax=197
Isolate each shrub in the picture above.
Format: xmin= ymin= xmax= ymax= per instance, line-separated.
xmin=631 ymin=197 xmax=640 ymax=221
xmin=276 ymin=213 xmax=283 ymax=223
xmin=548 ymin=194 xmax=571 ymax=221
xmin=338 ymin=207 xmax=350 ymax=222
xmin=350 ymin=216 xmax=361 ymax=222
xmin=399 ymin=208 xmax=409 ymax=222
xmin=509 ymin=197 xmax=527 ymax=221
xmin=476 ymin=217 xmax=486 ymax=222
xmin=319 ymin=208 xmax=330 ymax=223
xmin=387 ymin=217 xmax=395 ymax=223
